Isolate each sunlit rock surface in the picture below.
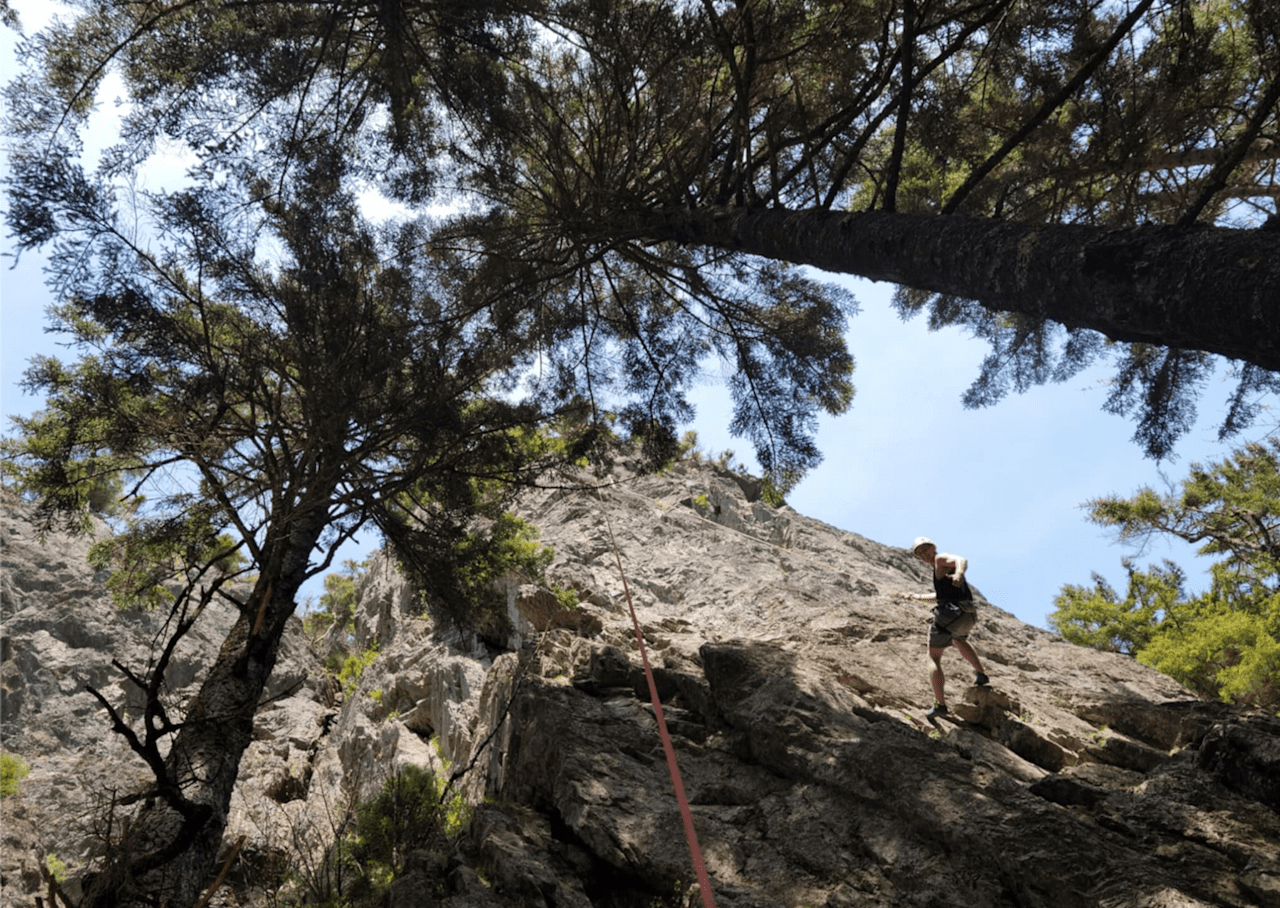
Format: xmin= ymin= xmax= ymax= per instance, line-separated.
xmin=3 ymin=463 xmax=1278 ymax=908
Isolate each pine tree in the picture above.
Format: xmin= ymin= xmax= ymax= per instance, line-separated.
xmin=453 ymin=0 xmax=1277 ymax=458
xmin=1051 ymin=439 xmax=1280 ymax=711
xmin=2 ymin=134 xmax=639 ymax=905
xmin=5 ymin=1 xmax=1280 ymax=898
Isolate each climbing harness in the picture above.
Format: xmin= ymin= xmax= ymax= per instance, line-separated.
xmin=601 ymin=500 xmax=718 ymax=908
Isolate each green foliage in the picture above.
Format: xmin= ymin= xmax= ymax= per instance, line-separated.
xmin=345 ymin=764 xmax=468 ymax=901
xmin=1089 ymin=440 xmax=1280 ymax=597
xmin=537 ymin=410 xmax=614 ymax=469
xmin=211 ymin=535 xmax=247 ymax=575
xmin=1 ymin=752 xmax=30 ymax=798
xmin=677 ymin=430 xmax=789 ymax=506
xmin=391 ymin=507 xmax=556 ymax=644
xmin=1137 ymin=596 xmax=1279 ymax=707
xmin=304 ymin=559 xmax=367 ymax=642
xmin=1 ymin=399 xmax=141 ymax=534
xmin=83 ymin=471 xmax=127 ymax=517
xmin=677 ymin=430 xmax=702 ymax=462
xmin=1050 ymin=559 xmax=1182 ymax=655
xmin=45 ymin=853 xmax=68 ymax=884
xmin=301 ymin=602 xmax=333 ymax=639
xmin=647 ymin=877 xmax=688 ymax=908
xmin=1052 ymin=441 xmax=1280 ymax=712
xmin=552 ymin=585 xmax=580 ymax=610
xmin=85 ymin=508 xmax=247 ymax=609
xmin=312 ymin=565 xmax=376 ymax=696
xmin=452 ymin=513 xmax=554 ymax=606
xmin=271 ymin=761 xmax=467 ymax=908
xmin=334 ymin=645 xmax=380 ymax=697
xmin=760 ymin=475 xmax=791 ymax=508
xmin=323 ymin=651 xmax=346 ymax=677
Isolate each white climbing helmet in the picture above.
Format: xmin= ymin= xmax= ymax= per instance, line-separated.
xmin=911 ymin=536 xmax=935 ymax=554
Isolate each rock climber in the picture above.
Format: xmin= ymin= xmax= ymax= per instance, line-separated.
xmin=900 ymin=536 xmax=988 ymax=724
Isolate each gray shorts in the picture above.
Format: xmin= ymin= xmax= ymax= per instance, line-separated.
xmin=929 ymin=601 xmax=977 ymax=649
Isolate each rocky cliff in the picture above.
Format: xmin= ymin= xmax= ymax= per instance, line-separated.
xmin=2 ymin=460 xmax=1279 ymax=908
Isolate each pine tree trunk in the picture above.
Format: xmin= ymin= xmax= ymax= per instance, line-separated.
xmin=82 ymin=506 xmax=331 ymax=908
xmin=634 ymin=207 xmax=1280 ymax=371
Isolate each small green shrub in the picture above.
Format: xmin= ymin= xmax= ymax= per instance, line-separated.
xmin=348 ymin=764 xmax=468 ymax=894
xmin=45 ymin=853 xmax=68 ymax=884
xmin=398 ymin=512 xmax=557 ymax=644
xmin=552 ymin=585 xmax=579 ymax=609
xmin=1 ymin=752 xmax=30 ymax=798
xmin=647 ymin=876 xmax=687 ymax=908
xmin=270 ymin=760 xmax=469 ymax=908
xmin=302 ymin=604 xmax=334 ymax=638
xmin=335 ymin=645 xmax=380 ymax=696
xmin=678 ymin=430 xmax=702 ymax=462
xmin=761 ymin=475 xmax=792 ymax=507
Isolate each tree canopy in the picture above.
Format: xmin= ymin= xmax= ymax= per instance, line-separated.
xmin=1050 ymin=438 xmax=1280 ymax=711
xmin=8 ymin=0 xmax=1278 ymax=462
xmin=5 ymin=0 xmax=858 ymax=486
xmin=466 ymin=0 xmax=1279 ymax=458
xmin=2 ymin=130 xmax=598 ymax=905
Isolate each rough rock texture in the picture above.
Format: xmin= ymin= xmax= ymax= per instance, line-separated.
xmin=3 ymin=462 xmax=1279 ymax=908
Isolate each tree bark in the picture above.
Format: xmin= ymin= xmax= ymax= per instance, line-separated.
xmin=82 ymin=504 xmax=332 ymax=908
xmin=633 ymin=206 xmax=1280 ymax=372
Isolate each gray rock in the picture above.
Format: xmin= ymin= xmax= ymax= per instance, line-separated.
xmin=3 ymin=464 xmax=1280 ymax=908
xmin=1196 ymin=714 xmax=1280 ymax=811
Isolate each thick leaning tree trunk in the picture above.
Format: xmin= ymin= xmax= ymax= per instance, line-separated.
xmin=82 ymin=502 xmax=333 ymax=908
xmin=635 ymin=207 xmax=1280 ymax=372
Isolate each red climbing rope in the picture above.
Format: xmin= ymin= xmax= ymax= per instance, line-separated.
xmin=602 ymin=507 xmax=717 ymax=908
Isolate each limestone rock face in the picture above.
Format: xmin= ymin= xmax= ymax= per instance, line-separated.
xmin=2 ymin=463 xmax=1279 ymax=908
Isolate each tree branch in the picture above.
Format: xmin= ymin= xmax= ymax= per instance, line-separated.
xmin=942 ymin=0 xmax=1158 ymax=215
xmin=883 ymin=0 xmax=917 ymax=213
xmin=1179 ymin=74 xmax=1280 ymax=226
xmin=631 ymin=205 xmax=1280 ymax=371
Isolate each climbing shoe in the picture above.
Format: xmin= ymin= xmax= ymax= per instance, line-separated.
xmin=974 ymin=672 xmax=990 ymax=687
xmin=926 ymin=703 xmax=948 ymax=721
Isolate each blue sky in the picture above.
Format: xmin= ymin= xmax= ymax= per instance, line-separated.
xmin=3 ymin=1 xmax=1269 ymax=629
xmin=685 ymin=278 xmax=1252 ymax=627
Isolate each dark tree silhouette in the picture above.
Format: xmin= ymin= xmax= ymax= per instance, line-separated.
xmin=4 ymin=0 xmax=1279 ymax=901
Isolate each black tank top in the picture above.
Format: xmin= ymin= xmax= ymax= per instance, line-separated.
xmin=933 ymin=569 xmax=972 ymax=603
